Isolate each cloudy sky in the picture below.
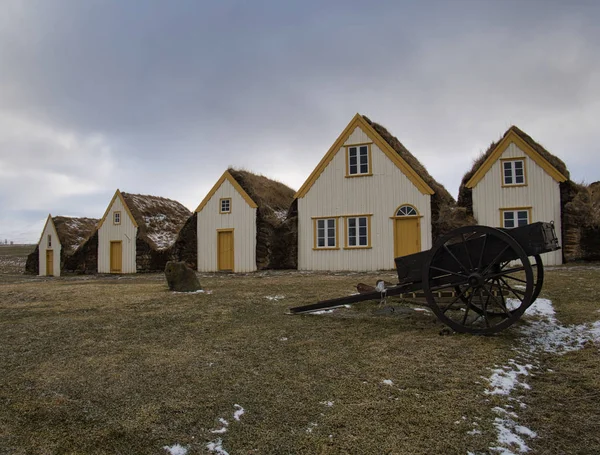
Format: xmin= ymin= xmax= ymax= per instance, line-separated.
xmin=1 ymin=0 xmax=598 ymax=243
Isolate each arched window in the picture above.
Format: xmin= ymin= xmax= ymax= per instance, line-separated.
xmin=396 ymin=205 xmax=418 ymax=217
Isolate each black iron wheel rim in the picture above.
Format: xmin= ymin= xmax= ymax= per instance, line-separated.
xmin=422 ymin=225 xmax=534 ymax=335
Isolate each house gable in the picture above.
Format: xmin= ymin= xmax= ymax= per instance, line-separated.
xmin=195 ymin=171 xmax=258 ymax=213
xmin=97 ymin=189 xmax=138 ymax=230
xmin=466 ymin=129 xmax=568 ymax=189
xmin=38 ymin=215 xmax=60 ymax=248
xmin=295 ymin=114 xmax=434 ymax=199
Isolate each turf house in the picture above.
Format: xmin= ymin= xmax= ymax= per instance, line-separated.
xmin=26 ymin=215 xmax=98 ymax=276
xmin=457 ymin=126 xmax=570 ymax=265
xmin=294 ymin=113 xmax=455 ymax=271
xmin=94 ymin=189 xmax=191 ymax=273
xmin=186 ymin=168 xmax=295 ymax=272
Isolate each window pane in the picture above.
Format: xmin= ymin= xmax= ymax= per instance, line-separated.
xmin=359 ymin=226 xmax=367 ymax=236
xmin=360 ymin=163 xmax=368 ymax=173
xmin=318 ymin=228 xmax=324 ymax=237
xmin=348 ymin=218 xmax=356 ymax=228
xmin=504 ymin=162 xmax=511 ymax=170
xmin=349 ymin=147 xmax=357 ymax=157
xmin=318 ymin=238 xmax=325 ymax=247
xmin=327 ymin=219 xmax=335 ymax=229
xmin=504 ymin=212 xmax=514 ymax=220
xmin=318 ymin=220 xmax=324 ymax=229
xmin=359 ymin=236 xmax=367 ymax=246
xmin=349 ymin=227 xmax=356 ymax=237
xmin=349 ymin=155 xmax=357 ymax=166
xmin=327 ymin=237 xmax=335 ymax=247
xmin=514 ymin=161 xmax=523 ymax=169
xmin=359 ymin=218 xmax=367 ymax=227
xmin=349 ymin=237 xmax=356 ymax=246
xmin=349 ymin=164 xmax=357 ymax=174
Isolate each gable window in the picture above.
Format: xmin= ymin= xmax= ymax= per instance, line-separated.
xmin=314 ymin=218 xmax=338 ymax=249
xmin=47 ymin=235 xmax=52 ymax=248
xmin=220 ymin=198 xmax=231 ymax=214
xmin=345 ymin=215 xmax=371 ymax=248
xmin=113 ymin=211 xmax=121 ymax=225
xmin=502 ymin=159 xmax=526 ymax=186
xmin=346 ymin=144 xmax=371 ymax=176
xmin=501 ymin=208 xmax=530 ymax=228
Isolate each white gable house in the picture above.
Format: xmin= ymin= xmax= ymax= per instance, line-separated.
xmin=295 ymin=114 xmax=450 ymax=271
xmin=460 ymin=126 xmax=568 ymax=266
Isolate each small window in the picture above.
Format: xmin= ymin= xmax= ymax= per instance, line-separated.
xmin=347 ymin=144 xmax=370 ymax=176
xmin=220 ymin=198 xmax=231 ymax=214
xmin=396 ymin=205 xmax=418 ymax=217
xmin=502 ymin=209 xmax=529 ymax=228
xmin=502 ymin=159 xmax=526 ymax=186
xmin=315 ymin=218 xmax=337 ymax=249
xmin=47 ymin=235 xmax=52 ymax=248
xmin=346 ymin=216 xmax=370 ymax=248
xmin=113 ymin=211 xmax=121 ymax=225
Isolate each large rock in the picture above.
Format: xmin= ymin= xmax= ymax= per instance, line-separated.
xmin=165 ymin=261 xmax=202 ymax=292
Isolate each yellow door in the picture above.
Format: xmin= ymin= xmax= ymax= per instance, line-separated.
xmin=394 ymin=218 xmax=421 ymax=258
xmin=110 ymin=241 xmax=122 ymax=273
xmin=46 ymin=250 xmax=54 ymax=276
xmin=217 ymin=230 xmax=234 ymax=271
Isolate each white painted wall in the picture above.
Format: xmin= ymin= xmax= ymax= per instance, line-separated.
xmin=98 ymin=196 xmax=137 ymax=273
xmin=298 ymin=126 xmax=432 ymax=271
xmin=472 ymin=142 xmax=563 ymax=265
xmin=197 ymin=178 xmax=257 ymax=272
xmin=38 ymin=219 xmax=61 ymax=276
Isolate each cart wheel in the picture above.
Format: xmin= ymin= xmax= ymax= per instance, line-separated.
xmin=453 ymin=254 xmax=544 ymax=314
xmin=422 ymin=226 xmax=534 ymax=335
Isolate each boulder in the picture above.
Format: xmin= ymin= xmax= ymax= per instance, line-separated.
xmin=165 ymin=261 xmax=202 ymax=292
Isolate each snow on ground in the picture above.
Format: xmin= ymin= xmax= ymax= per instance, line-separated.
xmin=468 ymin=298 xmax=600 ymax=455
xmin=172 ymin=289 xmax=212 ymax=295
xmin=206 ymin=404 xmax=245 ymax=454
xmin=382 ymin=379 xmax=394 ymax=386
xmin=233 ymin=404 xmax=245 ymax=421
xmin=265 ymin=295 xmax=285 ymax=301
xmin=163 ymin=444 xmax=188 ymax=455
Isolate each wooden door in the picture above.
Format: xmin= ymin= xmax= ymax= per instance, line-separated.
xmin=110 ymin=241 xmax=122 ymax=273
xmin=394 ymin=218 xmax=421 ymax=258
xmin=46 ymin=250 xmax=54 ymax=276
xmin=217 ymin=230 xmax=234 ymax=271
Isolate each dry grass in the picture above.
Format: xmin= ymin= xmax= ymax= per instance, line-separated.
xmin=0 ymin=262 xmax=599 ymax=454
xmin=0 ymin=245 xmax=35 ymax=275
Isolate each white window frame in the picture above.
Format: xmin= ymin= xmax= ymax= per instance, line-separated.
xmin=347 ymin=144 xmax=370 ymax=176
xmin=113 ymin=211 xmax=121 ymax=225
xmin=47 ymin=235 xmax=52 ymax=248
xmin=345 ymin=216 xmax=370 ymax=248
xmin=315 ymin=218 xmax=338 ymax=249
xmin=502 ymin=209 xmax=530 ymax=228
xmin=220 ymin=198 xmax=231 ymax=214
xmin=502 ymin=159 xmax=526 ymax=186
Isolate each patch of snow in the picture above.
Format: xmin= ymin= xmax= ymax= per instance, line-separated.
xmin=280 ymin=337 xmax=288 ymax=341
xmin=413 ymin=307 xmax=431 ymax=313
xmin=382 ymin=379 xmax=393 ymax=386
xmin=468 ymin=429 xmax=482 ymax=435
xmin=211 ymin=418 xmax=229 ymax=434
xmin=320 ymin=401 xmax=334 ymax=407
xmin=163 ymin=444 xmax=188 ymax=455
xmin=473 ymin=297 xmax=600 ymax=455
xmin=306 ymin=422 xmax=318 ymax=433
xmin=310 ymin=309 xmax=335 ymax=314
xmin=172 ymin=289 xmax=210 ymax=294
xmin=265 ymin=295 xmax=285 ymax=301
xmin=206 ymin=439 xmax=229 ymax=455
xmin=274 ymin=210 xmax=287 ymax=221
xmin=233 ymin=404 xmax=245 ymax=421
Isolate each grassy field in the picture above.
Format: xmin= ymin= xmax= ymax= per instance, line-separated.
xmin=0 ymin=259 xmax=599 ymax=454
xmin=0 ymin=244 xmax=35 ymax=275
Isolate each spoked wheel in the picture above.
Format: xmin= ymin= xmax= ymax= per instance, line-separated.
xmin=453 ymin=254 xmax=544 ymax=315
xmin=422 ymin=226 xmax=534 ymax=335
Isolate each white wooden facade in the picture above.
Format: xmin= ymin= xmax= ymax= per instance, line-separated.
xmin=196 ymin=171 xmax=258 ymax=273
xmin=296 ymin=114 xmax=434 ymax=271
xmin=97 ymin=190 xmax=138 ymax=273
xmin=466 ymin=130 xmax=567 ymax=265
xmin=38 ymin=215 xmax=62 ymax=277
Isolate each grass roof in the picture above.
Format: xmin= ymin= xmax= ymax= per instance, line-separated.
xmin=52 ymin=216 xmax=99 ymax=256
xmin=361 ymin=116 xmax=455 ymax=205
xmin=227 ymin=168 xmax=296 ymax=213
xmin=121 ymin=193 xmax=191 ymax=251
